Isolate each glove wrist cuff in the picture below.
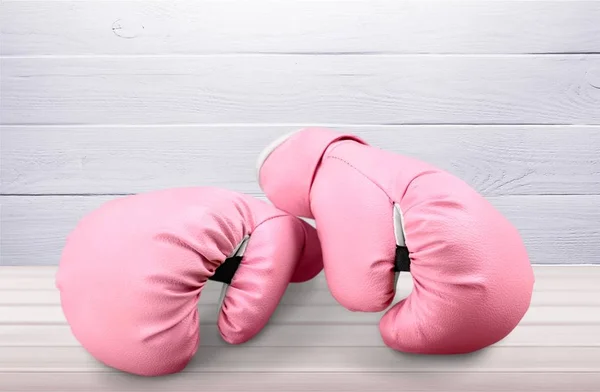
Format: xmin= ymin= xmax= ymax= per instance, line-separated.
xmin=257 ymin=127 xmax=366 ymax=218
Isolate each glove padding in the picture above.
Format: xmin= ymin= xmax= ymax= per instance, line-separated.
xmin=257 ymin=127 xmax=535 ymax=354
xmin=56 ymin=187 xmax=323 ymax=376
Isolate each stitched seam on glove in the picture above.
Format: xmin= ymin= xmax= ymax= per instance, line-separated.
xmin=252 ymin=214 xmax=293 ymax=232
xmin=325 ymin=155 xmax=394 ymax=205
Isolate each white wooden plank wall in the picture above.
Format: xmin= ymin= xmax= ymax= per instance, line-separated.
xmin=1 ymin=0 xmax=600 ymax=390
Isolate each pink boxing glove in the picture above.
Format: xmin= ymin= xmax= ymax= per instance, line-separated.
xmin=257 ymin=127 xmax=535 ymax=355
xmin=56 ymin=187 xmax=322 ymax=376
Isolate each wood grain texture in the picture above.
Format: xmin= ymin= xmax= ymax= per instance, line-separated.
xmin=3 ymin=304 xmax=600 ymax=326
xmin=1 ymin=194 xmax=600 ymax=266
xmin=3 ymin=1 xmax=600 ymax=56
xmin=3 ymin=55 xmax=600 ymax=125
xmin=3 ymin=125 xmax=600 ymax=195
xmin=3 ymin=324 xmax=600 ymax=347
xmin=0 ymin=266 xmax=599 ymax=391
xmin=2 ymin=372 xmax=600 ymax=392
xmin=4 ymin=346 xmax=600 ymax=372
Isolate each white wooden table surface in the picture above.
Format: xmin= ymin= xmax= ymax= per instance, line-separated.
xmin=0 ymin=266 xmax=599 ymax=391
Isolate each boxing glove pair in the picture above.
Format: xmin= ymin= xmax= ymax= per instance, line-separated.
xmin=57 ymin=127 xmax=535 ymax=377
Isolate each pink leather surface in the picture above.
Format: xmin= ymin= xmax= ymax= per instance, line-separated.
xmin=258 ymin=127 xmax=535 ymax=354
xmin=56 ymin=187 xmax=323 ymax=376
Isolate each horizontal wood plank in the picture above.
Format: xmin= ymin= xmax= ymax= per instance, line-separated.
xmin=2 ymin=371 xmax=600 ymax=392
xmin=3 ymin=55 xmax=600 ymax=125
xmin=3 ymin=1 xmax=600 ymax=56
xmin=3 ymin=346 xmax=600 ymax=372
xmin=2 ymin=195 xmax=599 ymax=266
xmin=3 ymin=285 xmax=599 ymax=306
xmin=3 ymin=125 xmax=600 ymax=195
xmin=3 ymin=324 xmax=600 ymax=348
xmin=1 ymin=303 xmax=598 ymax=326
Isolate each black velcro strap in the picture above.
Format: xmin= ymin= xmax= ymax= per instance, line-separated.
xmin=209 ymin=256 xmax=242 ymax=285
xmin=394 ymin=246 xmax=411 ymax=272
